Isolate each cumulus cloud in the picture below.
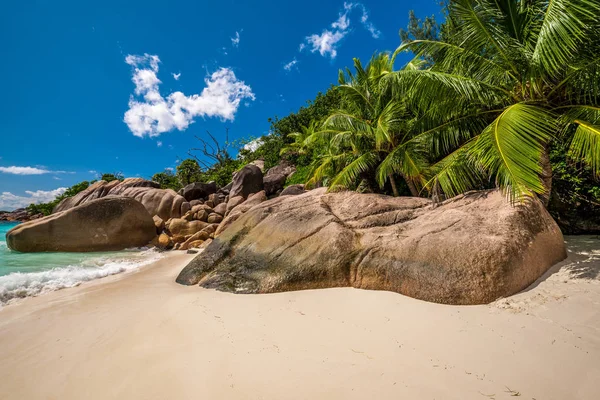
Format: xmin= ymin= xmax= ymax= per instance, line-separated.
xmin=0 ymin=188 xmax=67 ymax=211
xmin=123 ymin=54 xmax=255 ymax=137
xmin=243 ymin=137 xmax=264 ymax=152
xmin=231 ymin=31 xmax=240 ymax=47
xmin=283 ymin=58 xmax=298 ymax=71
xmin=157 ymin=141 xmax=163 ymax=147
xmin=0 ymin=166 xmax=73 ymax=175
xmin=172 ymin=72 xmax=181 ymax=80
xmin=301 ymin=2 xmax=380 ymax=59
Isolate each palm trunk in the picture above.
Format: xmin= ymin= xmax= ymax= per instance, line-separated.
xmin=388 ymin=174 xmax=399 ymax=197
xmin=402 ymin=174 xmax=419 ymax=197
xmin=540 ymin=146 xmax=552 ymax=208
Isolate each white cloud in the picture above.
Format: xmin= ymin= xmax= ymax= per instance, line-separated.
xmin=0 ymin=166 xmax=73 ymax=175
xmin=165 ymin=167 xmax=174 ymax=172
xmin=123 ymin=54 xmax=255 ymax=137
xmin=0 ymin=166 xmax=49 ymax=175
xmin=283 ymin=58 xmax=298 ymax=71
xmin=172 ymin=72 xmax=181 ymax=81
xmin=0 ymin=188 xmax=67 ymax=211
xmin=301 ymin=2 xmax=380 ymax=59
xmin=88 ymin=170 xmax=97 ymax=175
xmin=157 ymin=141 xmax=163 ymax=147
xmin=356 ymin=3 xmax=381 ymax=38
xmin=243 ymin=138 xmax=264 ymax=152
xmin=53 ymin=176 xmax=62 ymax=180
xmin=305 ymin=30 xmax=347 ymax=59
xmin=231 ymin=31 xmax=240 ymax=47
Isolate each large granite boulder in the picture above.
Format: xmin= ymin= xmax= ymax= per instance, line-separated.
xmin=6 ymin=197 xmax=156 ymax=252
xmin=181 ymin=182 xmax=217 ymax=202
xmin=53 ymin=178 xmax=190 ymax=221
xmin=177 ymin=189 xmax=567 ymax=305
xmin=229 ymin=165 xmax=263 ymax=199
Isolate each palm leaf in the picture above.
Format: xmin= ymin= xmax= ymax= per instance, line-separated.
xmin=470 ymin=103 xmax=556 ymax=201
xmin=531 ymin=0 xmax=600 ymax=76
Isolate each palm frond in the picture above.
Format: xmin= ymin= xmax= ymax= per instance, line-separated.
xmin=424 ymin=140 xmax=485 ymax=198
xmin=531 ymin=0 xmax=600 ymax=76
xmin=560 ymin=105 xmax=600 ymax=176
xmin=328 ymin=152 xmax=380 ymax=190
xmin=470 ymin=103 xmax=556 ymax=201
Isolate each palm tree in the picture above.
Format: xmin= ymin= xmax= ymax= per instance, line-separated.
xmin=390 ymin=0 xmax=600 ymax=204
xmin=280 ymin=120 xmax=323 ymax=157
xmin=306 ymin=53 xmax=427 ymax=196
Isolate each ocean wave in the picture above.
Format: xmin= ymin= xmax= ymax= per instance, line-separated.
xmin=0 ymin=249 xmax=162 ymax=306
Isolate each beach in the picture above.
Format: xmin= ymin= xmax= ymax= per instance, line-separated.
xmin=0 ymin=238 xmax=599 ymax=400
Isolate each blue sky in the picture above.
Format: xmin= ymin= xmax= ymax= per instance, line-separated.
xmin=0 ymin=0 xmax=441 ymax=210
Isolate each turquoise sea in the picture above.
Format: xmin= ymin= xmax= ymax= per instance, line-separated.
xmin=0 ymin=221 xmax=161 ymax=306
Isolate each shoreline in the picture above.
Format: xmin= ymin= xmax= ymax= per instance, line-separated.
xmin=0 ymin=241 xmax=599 ymax=399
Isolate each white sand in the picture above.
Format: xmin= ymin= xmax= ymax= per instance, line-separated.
xmin=0 ymin=237 xmax=599 ymax=400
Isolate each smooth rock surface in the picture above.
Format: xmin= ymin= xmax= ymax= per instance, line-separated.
xmin=53 ymin=178 xmax=190 ymax=221
xmin=280 ymin=184 xmax=306 ymax=196
xmin=229 ymin=165 xmax=263 ymax=199
xmin=7 ymin=197 xmax=156 ymax=252
xmin=177 ymin=189 xmax=567 ymax=305
xmin=263 ymin=173 xmax=287 ymax=196
xmin=181 ymin=182 xmax=217 ymax=202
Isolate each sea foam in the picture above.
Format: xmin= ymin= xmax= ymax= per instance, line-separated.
xmin=0 ymin=249 xmax=162 ymax=306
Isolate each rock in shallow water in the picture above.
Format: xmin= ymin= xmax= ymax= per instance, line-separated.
xmin=6 ymin=197 xmax=156 ymax=252
xmin=176 ymin=189 xmax=567 ymax=305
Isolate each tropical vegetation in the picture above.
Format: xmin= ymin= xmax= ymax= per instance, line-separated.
xmin=25 ymin=0 xmax=600 ymax=232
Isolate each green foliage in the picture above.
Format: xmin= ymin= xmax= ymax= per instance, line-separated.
xmin=300 ymin=53 xmax=426 ymax=196
xmin=392 ymin=0 xmax=600 ymax=202
xmin=26 ymin=181 xmax=91 ymax=216
xmin=399 ymin=10 xmax=440 ymax=43
xmin=176 ymin=159 xmax=202 ymax=187
xmin=548 ymin=141 xmax=600 ymax=233
xmin=285 ymin=165 xmax=312 ymax=186
xmin=197 ymin=158 xmax=243 ymax=187
xmin=152 ymin=170 xmax=181 ymax=191
xmin=100 ymin=172 xmax=124 ymax=182
xmin=240 ymin=86 xmax=342 ymax=170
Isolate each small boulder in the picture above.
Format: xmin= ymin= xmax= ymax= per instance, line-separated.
xmin=249 ymin=159 xmax=265 ymax=172
xmin=265 ymin=160 xmax=296 ymax=179
xmin=226 ymin=196 xmax=245 ymax=215
xmin=157 ymin=233 xmax=173 ymax=249
xmin=218 ymin=182 xmax=232 ymax=195
xmin=153 ymin=215 xmax=165 ymax=234
xmin=280 ymin=184 xmax=306 ymax=197
xmin=189 ymin=199 xmax=203 ymax=207
xmin=208 ymin=193 xmax=225 ymax=206
xmin=213 ymin=203 xmax=227 ymax=216
xmin=196 ymin=210 xmax=209 ymax=222
xmin=263 ymin=173 xmax=287 ymax=196
xmin=168 ymin=218 xmax=210 ymax=237
xmin=207 ymin=213 xmax=223 ymax=224
xmin=181 ymin=182 xmax=217 ymax=202
xmin=229 ymin=165 xmax=263 ymax=199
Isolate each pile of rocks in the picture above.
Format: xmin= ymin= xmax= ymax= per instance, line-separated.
xmin=157 ymin=163 xmax=288 ymax=251
xmin=5 ymin=160 xmax=301 ymax=253
xmin=0 ymin=208 xmax=44 ymax=222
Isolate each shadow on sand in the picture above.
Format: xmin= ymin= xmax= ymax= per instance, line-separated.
xmin=522 ymin=235 xmax=600 ymax=293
